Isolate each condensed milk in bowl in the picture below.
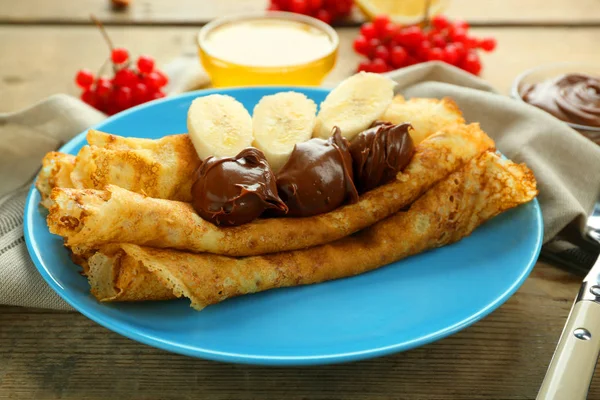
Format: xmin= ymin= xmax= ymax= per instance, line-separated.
xmin=198 ymin=12 xmax=339 ymax=87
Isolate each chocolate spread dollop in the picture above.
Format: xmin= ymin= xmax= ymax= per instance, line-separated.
xmin=521 ymin=73 xmax=600 ymax=127
xmin=349 ymin=122 xmax=415 ymax=193
xmin=191 ymin=148 xmax=287 ymax=226
xmin=276 ymin=127 xmax=359 ymax=218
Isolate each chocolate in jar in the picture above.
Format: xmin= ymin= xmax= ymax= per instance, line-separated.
xmin=191 ymin=148 xmax=287 ymax=226
xmin=521 ymin=74 xmax=600 ymax=144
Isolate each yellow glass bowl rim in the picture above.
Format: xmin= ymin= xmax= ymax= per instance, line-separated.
xmin=197 ymin=11 xmax=340 ymax=69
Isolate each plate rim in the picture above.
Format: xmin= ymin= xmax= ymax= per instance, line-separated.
xmin=24 ymin=86 xmax=544 ymax=366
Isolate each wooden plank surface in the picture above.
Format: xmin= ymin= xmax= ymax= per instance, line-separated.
xmin=2 ymin=26 xmax=600 ymax=112
xmin=0 ymin=262 xmax=593 ymax=400
xmin=1 ymin=0 xmax=600 ymax=26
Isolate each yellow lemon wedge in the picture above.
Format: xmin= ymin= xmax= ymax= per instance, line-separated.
xmin=355 ymin=0 xmax=449 ymax=24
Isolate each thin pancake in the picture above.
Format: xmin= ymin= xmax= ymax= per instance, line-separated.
xmin=87 ymin=151 xmax=537 ymax=310
xmin=36 ymin=152 xmax=76 ymax=209
xmin=47 ymin=123 xmax=495 ymax=256
xmin=70 ymin=132 xmax=200 ymax=202
xmin=381 ymin=96 xmax=465 ymax=145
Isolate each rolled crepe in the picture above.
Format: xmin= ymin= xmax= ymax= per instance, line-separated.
xmin=86 ymin=151 xmax=538 ymax=310
xmin=47 ymin=123 xmax=495 ymax=256
xmin=36 ymin=152 xmax=76 ymax=208
xmin=70 ymin=131 xmax=201 ymax=202
xmin=382 ymin=96 xmax=465 ymax=145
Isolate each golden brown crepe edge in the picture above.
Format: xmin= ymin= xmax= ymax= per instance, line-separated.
xmin=86 ymin=151 xmax=537 ymax=310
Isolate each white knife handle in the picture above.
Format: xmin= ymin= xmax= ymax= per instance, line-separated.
xmin=537 ymin=300 xmax=600 ymax=400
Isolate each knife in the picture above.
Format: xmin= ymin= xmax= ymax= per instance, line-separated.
xmin=537 ymin=200 xmax=600 ymax=400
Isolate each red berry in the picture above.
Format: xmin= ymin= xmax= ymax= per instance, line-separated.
xmin=462 ymin=52 xmax=482 ymax=75
xmin=367 ymin=38 xmax=382 ymax=57
xmin=75 ymin=69 xmax=95 ymax=89
xmin=353 ymin=35 xmax=370 ymax=55
xmin=431 ymin=15 xmax=450 ymax=30
xmin=370 ymin=58 xmax=388 ymax=73
xmin=442 ymin=45 xmax=459 ymax=65
xmin=289 ymin=0 xmax=308 ymax=14
xmin=405 ymin=55 xmax=418 ymax=66
xmin=430 ymin=33 xmax=446 ymax=48
xmin=113 ymin=68 xmax=137 ymax=88
xmin=453 ymin=20 xmax=470 ymax=31
xmin=115 ymin=86 xmax=133 ymax=109
xmin=151 ymin=91 xmax=166 ymax=100
xmin=111 ymin=48 xmax=129 ymax=64
xmin=267 ymin=3 xmax=282 ymax=11
xmin=360 ymin=22 xmax=377 ymax=40
xmin=451 ymin=41 xmax=466 ymax=60
xmin=144 ymin=71 xmax=167 ymax=89
xmin=95 ymin=78 xmax=112 ymax=97
xmin=136 ymin=55 xmax=155 ymax=74
xmin=373 ymin=45 xmax=390 ymax=62
xmin=390 ymin=46 xmax=408 ymax=67
xmin=357 ymin=60 xmax=373 ymax=72
xmin=479 ymin=37 xmax=497 ymax=52
xmin=465 ymin=36 xmax=479 ymax=49
xmin=380 ymin=22 xmax=397 ymax=41
xmin=307 ymin=0 xmax=322 ymax=9
xmin=80 ymin=90 xmax=96 ymax=106
xmin=373 ymin=15 xmax=391 ymax=34
xmin=395 ymin=26 xmax=425 ymax=48
xmin=416 ymin=41 xmax=432 ymax=60
xmin=428 ymin=47 xmax=444 ymax=61
xmin=450 ymin=28 xmax=468 ymax=44
xmin=315 ymin=9 xmax=332 ymax=24
xmin=155 ymin=70 xmax=169 ymax=87
xmin=132 ymin=82 xmax=149 ymax=104
xmin=331 ymin=0 xmax=352 ymax=16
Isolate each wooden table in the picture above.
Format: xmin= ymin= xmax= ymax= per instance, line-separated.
xmin=1 ymin=1 xmax=599 ymax=399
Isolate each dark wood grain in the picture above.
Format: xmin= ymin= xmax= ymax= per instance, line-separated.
xmin=1 ymin=262 xmax=596 ymax=400
xmin=1 ymin=0 xmax=600 ymax=26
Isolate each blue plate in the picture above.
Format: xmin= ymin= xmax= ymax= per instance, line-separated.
xmin=24 ymin=87 xmax=543 ymax=366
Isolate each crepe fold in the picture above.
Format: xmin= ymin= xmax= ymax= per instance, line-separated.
xmin=69 ymin=130 xmax=201 ymax=202
xmin=46 ymin=123 xmax=495 ymax=256
xmin=37 ymin=152 xmax=76 ymax=208
xmin=86 ymin=151 xmax=537 ymax=310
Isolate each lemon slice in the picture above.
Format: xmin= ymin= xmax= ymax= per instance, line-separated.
xmin=355 ymin=0 xmax=449 ymax=24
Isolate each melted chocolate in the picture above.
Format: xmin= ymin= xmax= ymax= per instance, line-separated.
xmin=191 ymin=148 xmax=287 ymax=226
xmin=521 ymin=73 xmax=600 ymax=127
xmin=276 ymin=127 xmax=359 ymax=218
xmin=349 ymin=122 xmax=415 ymax=193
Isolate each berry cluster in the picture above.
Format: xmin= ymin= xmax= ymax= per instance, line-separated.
xmin=353 ymin=15 xmax=496 ymax=75
xmin=75 ymin=48 xmax=168 ymax=115
xmin=267 ymin=0 xmax=353 ymax=24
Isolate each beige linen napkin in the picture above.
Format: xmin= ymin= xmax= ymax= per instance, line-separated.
xmin=1 ymin=62 xmax=599 ymax=310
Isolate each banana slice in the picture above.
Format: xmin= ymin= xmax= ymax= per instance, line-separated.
xmin=252 ymin=92 xmax=317 ymax=172
xmin=187 ymin=94 xmax=253 ymax=160
xmin=314 ymin=72 xmax=396 ymax=141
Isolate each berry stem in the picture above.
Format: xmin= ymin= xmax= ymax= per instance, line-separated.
xmin=422 ymin=0 xmax=432 ymax=28
xmin=96 ymin=56 xmax=110 ymax=80
xmin=90 ymin=14 xmax=114 ymax=51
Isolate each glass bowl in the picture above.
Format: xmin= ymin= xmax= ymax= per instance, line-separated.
xmin=511 ymin=62 xmax=600 ymax=144
xmin=197 ymin=12 xmax=339 ymax=88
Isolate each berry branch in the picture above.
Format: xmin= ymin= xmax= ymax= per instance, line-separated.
xmin=74 ymin=16 xmax=169 ymax=115
xmin=90 ymin=14 xmax=114 ymax=51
